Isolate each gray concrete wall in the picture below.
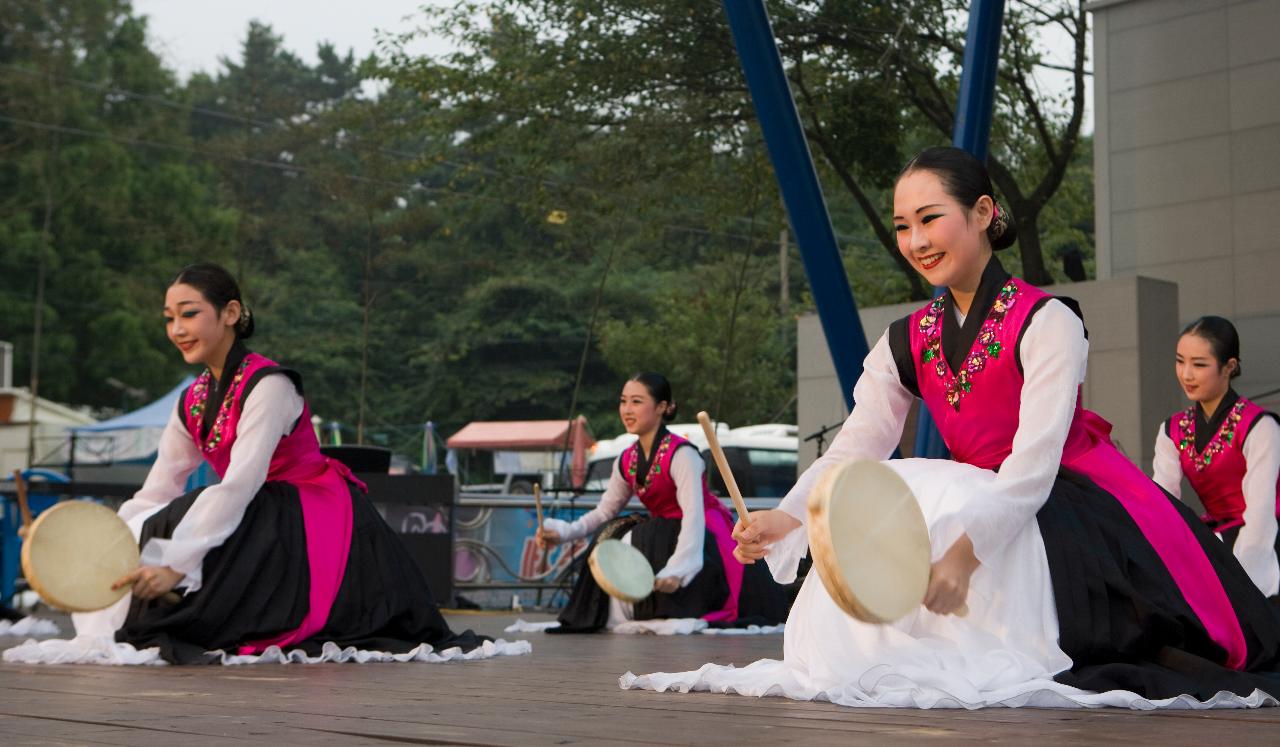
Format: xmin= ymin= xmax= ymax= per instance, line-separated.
xmin=796 ymin=276 xmax=1184 ymax=480
xmin=1091 ymin=0 xmax=1280 ymax=411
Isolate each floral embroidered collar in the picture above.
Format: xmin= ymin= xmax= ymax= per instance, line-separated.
xmin=1175 ymin=391 xmax=1245 ymax=471
xmin=918 ymin=275 xmax=1020 ymax=411
xmin=941 ymin=257 xmax=1013 ymax=373
xmin=626 ymin=427 xmax=673 ymax=497
xmin=187 ymin=343 xmax=252 ymax=453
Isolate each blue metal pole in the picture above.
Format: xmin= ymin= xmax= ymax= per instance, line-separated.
xmin=913 ymin=0 xmax=1007 ymax=459
xmin=721 ymin=0 xmax=868 ymax=409
xmin=953 ymin=0 xmax=1007 ymax=162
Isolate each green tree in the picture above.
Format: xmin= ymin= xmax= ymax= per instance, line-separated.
xmin=0 ymin=0 xmax=235 ymax=423
xmin=386 ymin=0 xmax=1092 ymax=294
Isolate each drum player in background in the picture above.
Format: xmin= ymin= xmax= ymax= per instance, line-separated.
xmin=623 ymin=147 xmax=1280 ymax=708
xmin=536 ymin=373 xmax=788 ymax=632
xmin=1153 ymin=316 xmax=1280 ymax=603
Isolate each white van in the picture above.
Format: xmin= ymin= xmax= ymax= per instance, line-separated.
xmin=583 ymin=423 xmax=799 ymax=500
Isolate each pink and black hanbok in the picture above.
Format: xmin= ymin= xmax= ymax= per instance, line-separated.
xmin=623 ymin=259 xmax=1280 ymax=708
xmin=1154 ymin=391 xmax=1280 ymax=600
xmin=6 ymin=343 xmax=524 ymax=665
xmin=547 ymin=428 xmax=789 ymax=632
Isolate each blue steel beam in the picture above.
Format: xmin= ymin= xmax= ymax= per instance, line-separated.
xmin=721 ymin=0 xmax=867 ymax=409
xmin=914 ymin=0 xmax=1008 ymax=459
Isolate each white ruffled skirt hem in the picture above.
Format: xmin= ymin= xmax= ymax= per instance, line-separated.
xmin=619 ymin=662 xmax=1278 ymax=710
xmin=2 ymin=634 xmax=531 ymax=666
xmin=619 ymin=459 xmax=1279 ymax=710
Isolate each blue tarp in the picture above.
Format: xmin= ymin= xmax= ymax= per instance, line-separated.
xmin=72 ymin=376 xmax=194 ymax=433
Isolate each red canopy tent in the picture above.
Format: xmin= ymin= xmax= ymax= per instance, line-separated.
xmin=446 ymin=416 xmax=595 ymax=488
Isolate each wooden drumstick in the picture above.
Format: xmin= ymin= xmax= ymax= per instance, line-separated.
xmin=696 ymin=411 xmax=751 ymax=527
xmin=533 ymin=483 xmax=544 ymax=530
xmin=12 ymin=469 xmax=32 ymax=532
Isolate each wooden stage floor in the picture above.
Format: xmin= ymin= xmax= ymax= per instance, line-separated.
xmin=3 ymin=611 xmax=1278 ymax=745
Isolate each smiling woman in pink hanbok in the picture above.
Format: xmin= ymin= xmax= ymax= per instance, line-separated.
xmin=1153 ymin=316 xmax=1280 ymax=603
xmin=6 ymin=263 xmax=527 ymax=665
xmin=622 ymin=147 xmax=1280 ymax=708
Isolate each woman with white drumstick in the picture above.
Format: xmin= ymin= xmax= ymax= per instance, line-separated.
xmin=1152 ymin=316 xmax=1280 ymax=602
xmin=6 ymin=262 xmax=525 ymax=665
xmin=537 ymin=373 xmax=788 ymax=632
xmin=624 ymin=147 xmax=1280 ymax=707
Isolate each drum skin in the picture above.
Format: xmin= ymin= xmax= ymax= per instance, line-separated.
xmin=589 ymin=539 xmax=655 ymax=603
xmin=806 ymin=461 xmax=932 ymax=624
xmin=21 ymin=501 xmax=139 ymax=613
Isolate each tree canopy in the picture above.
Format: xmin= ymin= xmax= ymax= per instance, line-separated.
xmin=1 ymin=0 xmax=1094 ymax=462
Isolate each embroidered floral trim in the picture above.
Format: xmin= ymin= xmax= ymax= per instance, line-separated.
xmin=1175 ymin=400 xmax=1246 ymax=471
xmin=918 ymin=280 xmax=1019 ymax=410
xmin=187 ymin=359 xmax=251 ymax=453
xmin=625 ymin=434 xmax=673 ymax=498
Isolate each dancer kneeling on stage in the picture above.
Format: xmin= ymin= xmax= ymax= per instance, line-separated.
xmin=6 ymin=262 xmax=524 ymax=665
xmin=1153 ymin=315 xmax=1280 ymax=603
xmin=537 ymin=373 xmax=789 ymax=633
xmin=623 ymin=147 xmax=1280 ymax=708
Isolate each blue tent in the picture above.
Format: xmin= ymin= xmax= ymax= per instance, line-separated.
xmin=73 ymin=376 xmax=194 ymax=435
xmin=69 ymin=377 xmax=194 ymax=467
xmin=69 ymin=376 xmax=216 ymax=490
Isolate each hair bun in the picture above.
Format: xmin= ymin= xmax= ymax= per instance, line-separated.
xmin=664 ymin=402 xmax=678 ymax=421
xmin=988 ymin=202 xmax=1018 ymax=251
xmin=236 ymin=306 xmax=255 ymax=340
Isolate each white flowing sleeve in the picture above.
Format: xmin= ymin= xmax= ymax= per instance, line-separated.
xmin=654 ymin=446 xmax=706 ymax=586
xmin=766 ymin=333 xmax=915 ymax=583
xmin=542 ymin=455 xmax=631 ymax=541
xmin=116 ymin=406 xmax=203 ymax=524
xmin=138 ymin=375 xmax=303 ymax=593
xmin=1234 ymin=417 xmax=1280 ymax=597
xmin=1151 ymin=423 xmax=1183 ymax=499
xmin=958 ymin=300 xmax=1089 ymax=566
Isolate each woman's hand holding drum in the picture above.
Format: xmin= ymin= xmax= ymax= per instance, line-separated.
xmin=112 ymin=565 xmax=184 ymax=601
xmin=923 ymin=534 xmax=979 ymax=616
xmin=653 ymin=576 xmax=680 ymax=594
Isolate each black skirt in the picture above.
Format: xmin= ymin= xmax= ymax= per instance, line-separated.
xmin=1219 ymin=523 xmax=1280 ymax=610
xmin=116 ymin=481 xmax=487 ymax=664
xmin=1038 ymin=469 xmax=1280 ymax=699
xmin=551 ymin=514 xmax=729 ymax=633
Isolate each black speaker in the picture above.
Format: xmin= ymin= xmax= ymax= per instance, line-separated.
xmin=360 ymin=473 xmax=454 ymax=605
xmin=321 ymin=445 xmax=392 ymax=473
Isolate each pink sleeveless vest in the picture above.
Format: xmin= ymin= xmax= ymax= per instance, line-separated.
xmin=182 ymin=352 xmax=362 ymax=653
xmin=1168 ymin=396 xmax=1280 ymax=531
xmin=905 ymin=278 xmax=1250 ymax=670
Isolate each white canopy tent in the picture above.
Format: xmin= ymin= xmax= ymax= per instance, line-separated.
xmin=70 ymin=376 xmax=194 ymax=467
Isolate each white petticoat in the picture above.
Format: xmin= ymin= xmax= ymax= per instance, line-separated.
xmin=503 ymin=617 xmax=782 ymax=635
xmin=0 ymin=616 xmax=61 ymax=638
xmin=2 ymin=634 xmax=531 ymax=666
xmin=620 ymin=458 xmax=1277 ymax=709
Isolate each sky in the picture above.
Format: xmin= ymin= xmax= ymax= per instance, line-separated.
xmin=131 ymin=1 xmax=1091 ymax=131
xmin=131 ymin=0 xmax=453 ymax=79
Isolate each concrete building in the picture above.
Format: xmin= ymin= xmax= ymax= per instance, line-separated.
xmin=1090 ymin=0 xmax=1280 ymax=410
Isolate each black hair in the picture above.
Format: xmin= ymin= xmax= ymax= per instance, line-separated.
xmin=898 ymin=146 xmax=1018 ymax=251
xmin=1181 ymin=316 xmax=1241 ymax=379
xmin=628 ymin=372 xmax=677 ymax=421
xmin=170 ymin=262 xmax=254 ymax=339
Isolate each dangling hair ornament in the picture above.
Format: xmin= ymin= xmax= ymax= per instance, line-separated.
xmin=988 ymin=200 xmax=1009 ymax=240
xmin=236 ymin=306 xmax=253 ymax=334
